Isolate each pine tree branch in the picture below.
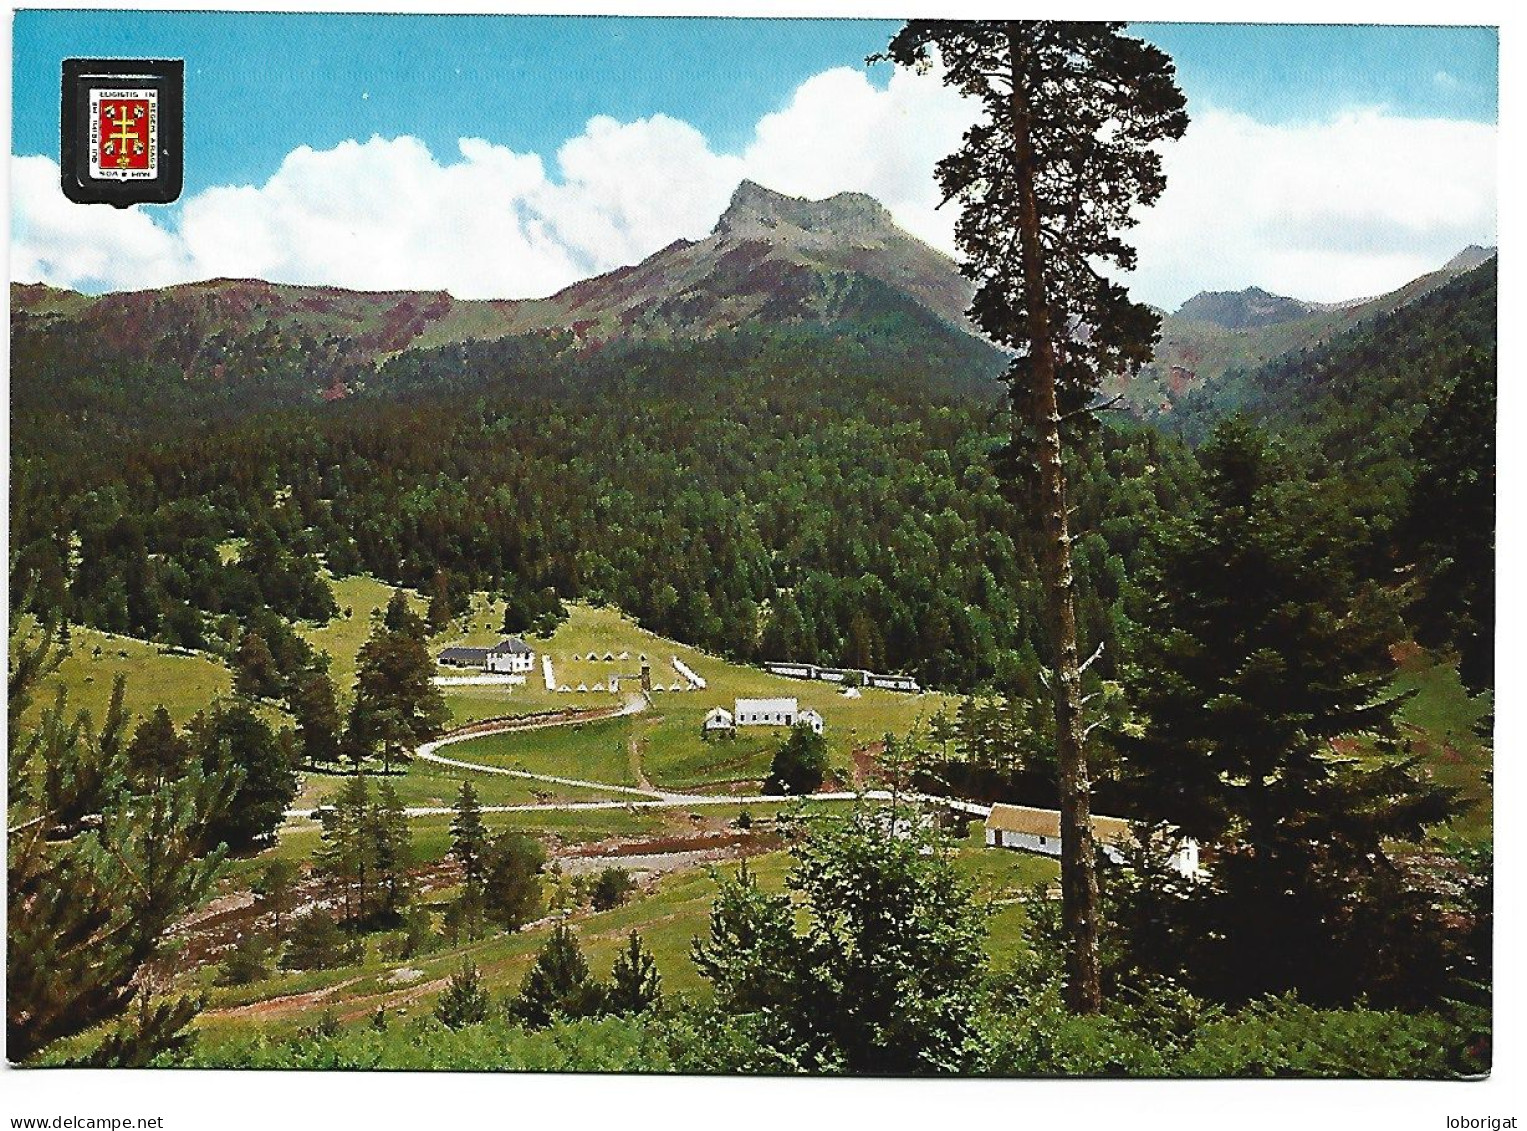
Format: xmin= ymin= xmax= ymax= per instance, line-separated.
xmin=1078 ymin=640 xmax=1106 ymax=674
xmin=1061 ymin=393 xmax=1127 ymax=421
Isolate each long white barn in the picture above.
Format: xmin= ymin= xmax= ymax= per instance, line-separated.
xmin=984 ymin=803 xmax=1200 ymax=877
xmin=438 ymin=636 xmax=536 ymax=674
xmin=732 ymin=697 xmax=824 ymax=735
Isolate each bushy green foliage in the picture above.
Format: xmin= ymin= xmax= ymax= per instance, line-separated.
xmin=233 ymin=630 xmax=282 ymax=699
xmin=187 ymin=699 xmax=298 ymax=849
xmin=252 ymin=858 xmax=300 ymax=936
xmin=280 ymin=909 xmax=353 ymax=972
xmin=1171 ymin=996 xmax=1487 ymax=1078
xmin=345 ymin=612 xmax=448 ymax=772
xmin=588 ymin=866 xmax=635 ymax=912
xmin=1121 ymin=420 xmax=1462 ymax=1007
xmin=763 ymin=722 xmax=828 ymax=796
xmin=217 ymin=932 xmax=275 ymax=986
xmin=289 ymin=668 xmax=343 ymax=769
xmin=483 ymin=832 xmax=546 ymax=928
xmin=1401 ymin=348 xmax=1495 ymax=694
xmin=183 ymin=1013 xmax=680 ymax=1072
xmin=434 ymin=958 xmax=491 ymax=1029
xmin=449 ymin=779 xmax=488 ymax=889
xmin=503 ymin=585 xmax=569 ymax=638
xmin=8 ymin=615 xmax=232 ymax=1064
xmin=511 ymin=921 xmax=606 ymax=1029
xmin=692 ymin=806 xmax=989 ymax=1073
xmin=125 ymin=705 xmax=192 ymax=788
xmin=377 ymin=904 xmax=441 ymax=961
xmin=314 ymin=773 xmax=415 ymax=927
xmin=606 ymin=931 xmax=663 ymax=1016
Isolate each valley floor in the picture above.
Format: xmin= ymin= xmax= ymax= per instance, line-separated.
xmin=28 ymin=580 xmax=1491 ymax=1068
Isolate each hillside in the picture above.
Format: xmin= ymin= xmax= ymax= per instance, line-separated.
xmin=1108 ymin=245 xmax=1497 ymax=418
xmin=1170 ymin=255 xmax=1496 ymax=455
xmin=419 ymin=179 xmax=976 ymax=346
xmin=10 ymin=180 xmax=984 ymax=412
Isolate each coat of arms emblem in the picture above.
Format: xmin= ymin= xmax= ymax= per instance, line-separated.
xmin=89 ymin=89 xmax=158 ymax=180
xmin=61 ymin=58 xmax=182 ymax=206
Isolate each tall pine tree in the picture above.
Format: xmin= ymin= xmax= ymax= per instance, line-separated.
xmin=882 ymin=20 xmax=1187 ymax=1012
xmin=1122 ymin=419 xmax=1460 ymax=1003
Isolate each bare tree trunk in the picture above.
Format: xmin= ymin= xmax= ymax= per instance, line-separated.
xmin=1006 ymin=22 xmax=1103 ymax=1014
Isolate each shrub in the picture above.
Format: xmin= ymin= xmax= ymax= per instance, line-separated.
xmin=483 ymin=832 xmax=546 ymax=929
xmin=590 ymin=867 xmax=636 ymax=911
xmin=512 ymin=921 xmax=605 ymax=1028
xmin=764 ymin=723 xmax=828 ymax=796
xmin=435 ymin=959 xmax=491 ymax=1030
xmin=606 ymin=931 xmax=662 ymax=1015
xmin=216 ymin=932 xmax=274 ymax=987
xmin=281 ymin=909 xmax=353 ymax=971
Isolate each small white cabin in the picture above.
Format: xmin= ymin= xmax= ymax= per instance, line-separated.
xmin=798 ymin=708 xmax=825 ymax=736
xmin=984 ymin=804 xmax=1200 ymax=877
xmin=704 ymin=706 xmax=735 ymax=733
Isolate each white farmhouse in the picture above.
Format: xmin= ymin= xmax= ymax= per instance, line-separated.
xmin=440 ymin=636 xmax=535 ymax=674
xmin=732 ymin=698 xmax=824 ymax=734
xmin=704 ymin=706 xmax=735 ymax=733
xmin=984 ymin=803 xmax=1200 ymax=877
xmin=735 ymin=697 xmax=799 ymax=727
xmin=484 ymin=637 xmax=535 ymax=674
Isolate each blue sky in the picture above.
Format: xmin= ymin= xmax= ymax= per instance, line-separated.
xmin=13 ymin=14 xmax=912 ymax=198
xmin=10 ymin=15 xmax=1499 ymax=306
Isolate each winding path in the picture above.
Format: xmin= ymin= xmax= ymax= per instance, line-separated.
xmin=287 ymin=693 xmax=969 ymax=822
xmin=412 ymin=693 xmax=675 ymax=799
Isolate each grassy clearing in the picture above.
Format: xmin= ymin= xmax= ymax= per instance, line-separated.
xmin=194 ymin=819 xmax=1052 ymax=1049
xmin=433 ymin=602 xmax=956 ymax=791
xmin=1390 ymin=655 xmax=1492 ymax=846
xmin=440 ymin=715 xmax=640 ymax=787
xmin=299 ymin=575 xmax=426 ymax=698
xmin=419 ymin=603 xmax=953 ymax=797
xmin=14 ymin=624 xmax=233 ymax=730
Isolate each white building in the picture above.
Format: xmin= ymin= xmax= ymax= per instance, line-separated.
xmin=731 ymin=698 xmax=824 ymax=734
xmin=984 ymin=803 xmax=1200 ymax=877
xmin=704 ymin=706 xmax=735 ymax=733
xmin=735 ymin=697 xmax=799 ymax=727
xmin=484 ymin=637 xmax=535 ymax=674
xmin=439 ymin=636 xmax=535 ymax=674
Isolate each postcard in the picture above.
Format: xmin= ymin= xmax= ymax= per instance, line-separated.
xmin=6 ymin=4 xmax=1500 ymax=1111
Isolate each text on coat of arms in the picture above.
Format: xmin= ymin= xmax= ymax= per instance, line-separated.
xmin=88 ymin=88 xmax=158 ymax=180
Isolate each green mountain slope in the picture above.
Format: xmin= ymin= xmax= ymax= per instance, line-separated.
xmin=1107 ymin=245 xmax=1496 ymax=418
xmin=10 ymin=180 xmax=985 ymax=411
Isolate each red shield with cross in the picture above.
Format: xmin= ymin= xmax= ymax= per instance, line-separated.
xmin=88 ymin=88 xmax=158 ymax=180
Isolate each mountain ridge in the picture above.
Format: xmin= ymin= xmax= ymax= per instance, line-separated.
xmin=11 ymin=180 xmax=1492 ymax=421
xmin=1109 ymin=245 xmax=1497 ymax=417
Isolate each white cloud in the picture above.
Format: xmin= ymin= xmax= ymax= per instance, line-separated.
xmin=9 ymin=78 xmax=1497 ymax=311
xmin=739 ymin=65 xmax=972 ymax=252
xmin=537 ymin=114 xmax=744 ymax=275
xmin=10 ymin=154 xmax=191 ymax=290
xmin=1126 ymin=106 xmax=1497 ymax=308
xmin=174 ymin=135 xmax=584 ymax=299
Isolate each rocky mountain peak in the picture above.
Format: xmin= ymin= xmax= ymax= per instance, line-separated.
xmin=715 ymin=179 xmax=896 ymax=242
xmin=1174 ymin=285 xmax=1317 ymax=331
xmin=1442 ymin=244 xmax=1497 ymax=274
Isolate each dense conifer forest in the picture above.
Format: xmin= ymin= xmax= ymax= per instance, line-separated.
xmin=8 ymin=258 xmax=1495 ymax=702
